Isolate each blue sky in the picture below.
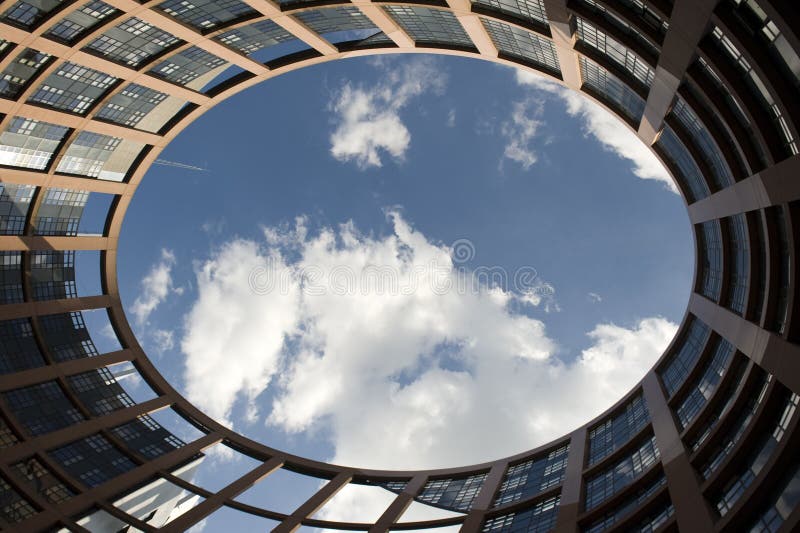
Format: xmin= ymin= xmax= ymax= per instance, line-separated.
xmin=105 ymin=54 xmax=692 ymax=527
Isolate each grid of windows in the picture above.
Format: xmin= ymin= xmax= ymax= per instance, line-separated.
xmin=157 ymin=0 xmax=256 ymax=32
xmin=584 ymin=435 xmax=660 ymax=511
xmin=3 ymin=381 xmax=86 ymax=436
xmin=45 ymin=1 xmax=117 ymax=43
xmin=215 ymin=20 xmax=296 ymax=55
xmin=579 ymin=57 xmax=645 ymax=122
xmin=84 ymin=17 xmax=181 ymax=68
xmin=710 ymin=26 xmax=797 ymax=157
xmin=767 ymin=206 xmax=790 ymax=334
xmin=0 ymin=252 xmax=23 ymax=304
xmin=656 ymin=125 xmax=710 ymax=203
xmin=0 ymin=117 xmax=69 ymax=170
xmin=482 ymin=19 xmax=560 ymax=74
xmin=729 ymin=0 xmax=800 ymax=90
xmin=0 ymin=474 xmax=37 ymax=524
xmin=726 ymin=213 xmax=749 ymax=315
xmin=95 ymin=83 xmax=170 ymax=129
xmin=40 ymin=312 xmax=98 ymax=362
xmin=13 ymin=457 xmax=75 ymax=504
xmin=0 ymin=414 xmax=20 ymax=448
xmin=56 ymin=131 xmax=122 ymax=177
xmin=715 ymin=392 xmax=799 ymax=515
xmin=671 ymin=96 xmax=734 ymax=191
xmin=575 ymin=17 xmax=654 ymax=87
xmin=0 ymin=318 xmax=44 ymax=374
xmin=2 ymin=0 xmax=64 ymax=29
xmin=384 ymin=6 xmax=473 ymax=48
xmin=67 ymin=368 xmax=135 ymax=416
xmin=0 ymin=48 xmax=51 ymax=99
xmin=31 ymin=250 xmax=77 ymax=301
xmin=494 ymin=445 xmax=569 ymax=506
xmin=111 ymin=415 xmax=184 ymax=459
xmin=418 ymin=473 xmax=487 ymax=511
xmin=574 ymin=0 xmax=659 ymax=59
xmin=471 ymin=0 xmax=547 ymax=26
xmin=675 ymin=338 xmax=734 ymax=429
xmin=688 ymin=358 xmax=748 ymax=452
xmin=658 ymin=318 xmax=711 ymax=397
xmin=698 ymin=220 xmax=723 ymax=302
xmin=748 ymin=458 xmax=800 ymax=532
xmin=150 ymin=46 xmax=227 ymax=86
xmin=700 ymin=373 xmax=771 ymax=478
xmin=33 ymin=188 xmax=88 ymax=236
xmin=633 ymin=502 xmax=674 ymax=532
xmin=0 ymin=183 xmax=35 ymax=235
xmin=615 ymin=0 xmax=668 ymax=35
xmin=49 ymin=433 xmax=136 ymax=488
xmin=295 ymin=7 xmax=376 ymax=36
xmin=587 ymin=395 xmax=649 ymax=467
xmin=483 ymin=495 xmax=560 ymax=532
xmin=584 ymin=473 xmax=666 ymax=532
xmin=28 ymin=62 xmax=118 ymax=114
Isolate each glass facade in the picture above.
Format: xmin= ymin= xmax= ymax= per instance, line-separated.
xmin=149 ymin=46 xmax=226 ymax=87
xmin=471 ymin=0 xmax=548 ymax=27
xmin=0 ymin=183 xmax=35 ymax=235
xmin=671 ymin=96 xmax=734 ymax=191
xmin=156 ymin=0 xmax=256 ymax=32
xmin=48 ymin=433 xmax=137 ymax=488
xmin=587 ymin=395 xmax=649 ymax=467
xmin=583 ymin=473 xmax=666 ymax=532
xmin=0 ymin=117 xmax=69 ymax=170
xmin=494 ymin=444 xmax=569 ymax=506
xmin=574 ymin=17 xmax=654 ymax=87
xmin=417 ymin=473 xmax=487 ymax=511
xmin=3 ymin=0 xmax=65 ymax=29
xmin=85 ymin=17 xmax=181 ymax=68
xmin=584 ymin=434 xmax=659 ymax=510
xmin=697 ymin=220 xmax=723 ymax=302
xmin=383 ymin=6 xmax=473 ymax=48
xmin=483 ymin=495 xmax=560 ymax=532
xmin=28 ymin=62 xmax=118 ymax=115
xmin=215 ymin=20 xmax=297 ymax=56
xmin=0 ymin=48 xmax=52 ymax=100
xmin=482 ymin=19 xmax=560 ymax=74
xmin=725 ymin=213 xmax=749 ymax=315
xmin=658 ymin=318 xmax=711 ymax=397
xmin=45 ymin=1 xmax=117 ymax=43
xmin=714 ymin=391 xmax=799 ymax=515
xmin=579 ymin=57 xmax=645 ymax=123
xmin=675 ymin=338 xmax=734 ymax=429
xmin=656 ymin=125 xmax=710 ymax=203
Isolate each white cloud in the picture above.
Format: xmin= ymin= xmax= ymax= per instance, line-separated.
xmin=328 ymin=57 xmax=447 ymax=169
xmin=588 ymin=292 xmax=603 ymax=303
xmin=500 ymin=98 xmax=543 ymax=170
xmin=151 ymin=329 xmax=175 ymax=353
xmin=514 ymin=70 xmax=677 ymax=192
xmin=179 ymin=212 xmax=677 ymax=521
xmin=447 ymin=108 xmax=456 ymax=128
xmin=131 ymin=249 xmax=176 ymax=325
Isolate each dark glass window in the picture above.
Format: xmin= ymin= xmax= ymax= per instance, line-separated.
xmin=95 ymin=83 xmax=169 ymax=129
xmin=149 ymin=46 xmax=227 ymax=87
xmin=0 ymin=252 xmax=23 ymax=304
xmin=31 ymin=250 xmax=77 ymax=301
xmin=725 ymin=214 xmax=749 ymax=315
xmin=84 ymin=17 xmax=181 ymax=68
xmin=28 ymin=62 xmax=118 ymax=115
xmin=111 ymin=415 xmax=184 ymax=459
xmin=384 ymin=6 xmax=473 ymax=48
xmin=3 ymin=381 xmax=85 ymax=436
xmin=0 ymin=183 xmax=35 ymax=235
xmin=0 ymin=318 xmax=44 ymax=374
xmin=575 ymin=17 xmax=654 ymax=87
xmin=588 ymin=395 xmax=649 ymax=466
xmin=45 ymin=1 xmax=117 ymax=43
xmin=675 ymin=338 xmax=734 ymax=429
xmin=658 ymin=318 xmax=711 ymax=397
xmin=157 ymin=0 xmax=256 ymax=32
xmin=584 ymin=473 xmax=666 ymax=532
xmin=49 ymin=433 xmax=136 ymax=488
xmin=494 ymin=444 xmax=569 ymax=505
xmin=0 ymin=48 xmax=52 ymax=99
xmin=40 ymin=312 xmax=98 ymax=362
xmin=3 ymin=0 xmax=64 ymax=29
xmin=0 ymin=474 xmax=37 ymax=524
xmin=656 ymin=125 xmax=710 ymax=203
xmin=584 ymin=435 xmax=659 ymax=510
xmin=418 ymin=473 xmax=487 ymax=511
xmin=471 ymin=0 xmax=548 ymax=27
xmin=13 ymin=457 xmax=75 ymax=504
xmin=482 ymin=19 xmax=560 ymax=74
xmin=483 ymin=495 xmax=560 ymax=532
xmin=697 ymin=220 xmax=723 ymax=302
xmin=579 ymin=57 xmax=645 ymax=123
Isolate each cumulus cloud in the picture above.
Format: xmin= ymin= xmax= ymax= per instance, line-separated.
xmin=152 ymin=329 xmax=175 ymax=353
xmin=131 ymin=249 xmax=176 ymax=325
xmin=179 ymin=212 xmax=677 ymax=521
xmin=500 ymin=98 xmax=544 ymax=170
xmin=588 ymin=292 xmax=603 ymax=303
xmin=328 ymin=57 xmax=447 ymax=168
xmin=514 ymin=70 xmax=677 ymax=192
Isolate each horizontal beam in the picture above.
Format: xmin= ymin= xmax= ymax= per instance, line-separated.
xmin=0 ymin=235 xmax=110 ymax=251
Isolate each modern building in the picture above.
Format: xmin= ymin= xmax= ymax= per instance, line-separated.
xmin=0 ymin=0 xmax=798 ymax=531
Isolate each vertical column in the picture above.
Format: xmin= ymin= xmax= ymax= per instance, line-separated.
xmin=638 ymin=0 xmax=720 ymax=143
xmin=642 ymin=372 xmax=715 ymax=532
xmin=460 ymin=463 xmax=506 ymax=532
xmin=554 ymin=427 xmax=586 ymax=533
xmin=542 ymin=0 xmax=581 ymax=90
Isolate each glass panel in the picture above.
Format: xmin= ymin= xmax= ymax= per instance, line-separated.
xmin=383 ymin=6 xmax=473 ymax=48
xmin=482 ymin=19 xmax=560 ymax=74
